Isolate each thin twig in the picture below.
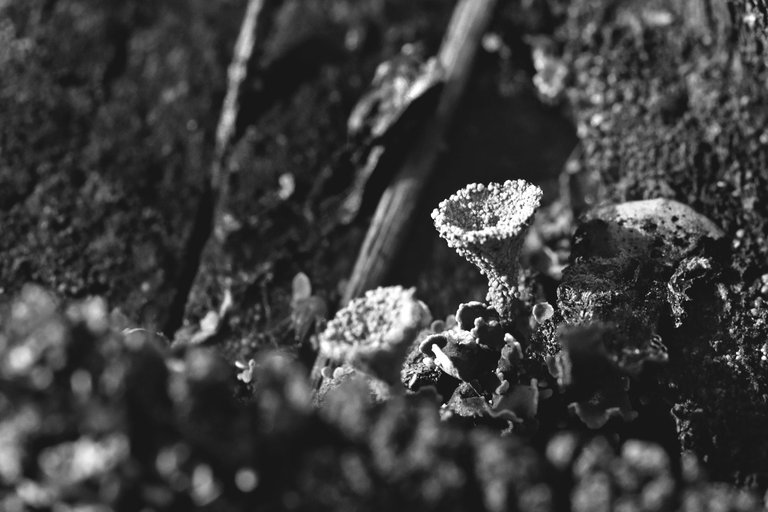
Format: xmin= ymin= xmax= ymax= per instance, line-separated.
xmin=211 ymin=0 xmax=265 ymax=192
xmin=172 ymin=0 xmax=265 ymax=343
xmin=342 ymin=0 xmax=497 ymax=304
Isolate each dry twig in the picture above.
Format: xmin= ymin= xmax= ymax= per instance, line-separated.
xmin=342 ymin=0 xmax=498 ymax=304
xmin=211 ymin=0 xmax=265 ymax=193
xmin=173 ymin=0 xmax=265 ymax=344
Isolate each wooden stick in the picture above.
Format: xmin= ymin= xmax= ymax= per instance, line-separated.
xmin=172 ymin=0 xmax=264 ymax=343
xmin=211 ymin=0 xmax=265 ymax=192
xmin=342 ymin=0 xmax=497 ymax=304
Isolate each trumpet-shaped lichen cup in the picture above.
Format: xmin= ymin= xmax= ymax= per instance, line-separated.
xmin=432 ymin=180 xmax=542 ymax=318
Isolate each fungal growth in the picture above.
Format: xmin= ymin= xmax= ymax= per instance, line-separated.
xmin=313 ymin=286 xmax=432 ymax=387
xmin=432 ymin=180 xmax=543 ymax=318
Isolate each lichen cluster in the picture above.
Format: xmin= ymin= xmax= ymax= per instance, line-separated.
xmin=400 ymin=299 xmax=551 ymax=428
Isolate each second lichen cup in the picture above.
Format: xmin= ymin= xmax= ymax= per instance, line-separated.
xmin=432 ymin=180 xmax=542 ymax=318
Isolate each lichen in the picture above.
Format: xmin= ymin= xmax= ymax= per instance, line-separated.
xmin=432 ymin=180 xmax=543 ymax=318
xmin=403 ymin=299 xmax=545 ymax=428
xmin=316 ymin=286 xmax=431 ymax=386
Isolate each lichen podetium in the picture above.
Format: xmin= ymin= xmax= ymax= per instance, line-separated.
xmin=432 ymin=180 xmax=542 ymax=319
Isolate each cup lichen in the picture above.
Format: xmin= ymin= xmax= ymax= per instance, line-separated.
xmin=431 ymin=180 xmax=543 ymax=318
xmin=315 ymin=286 xmax=432 ymax=386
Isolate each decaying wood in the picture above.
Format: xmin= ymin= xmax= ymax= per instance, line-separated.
xmin=342 ymin=0 xmax=498 ymax=304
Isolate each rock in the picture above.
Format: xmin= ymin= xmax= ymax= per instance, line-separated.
xmin=582 ymin=199 xmax=724 ymax=264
